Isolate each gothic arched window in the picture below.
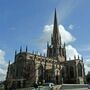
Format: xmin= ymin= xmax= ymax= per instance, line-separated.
xmin=78 ymin=63 xmax=82 ymax=77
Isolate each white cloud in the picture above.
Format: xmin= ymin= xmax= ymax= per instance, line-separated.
xmin=68 ymin=24 xmax=74 ymax=30
xmin=58 ymin=25 xmax=76 ymax=44
xmin=66 ymin=45 xmax=81 ymax=60
xmin=84 ymin=64 xmax=90 ymax=75
xmin=84 ymin=59 xmax=90 ymax=67
xmin=0 ymin=50 xmax=8 ymax=81
xmin=84 ymin=59 xmax=90 ymax=75
xmin=38 ymin=24 xmax=75 ymax=45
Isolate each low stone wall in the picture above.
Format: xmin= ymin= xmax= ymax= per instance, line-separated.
xmin=60 ymin=84 xmax=88 ymax=90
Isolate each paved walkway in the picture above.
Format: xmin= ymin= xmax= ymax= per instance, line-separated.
xmin=16 ymin=84 xmax=90 ymax=90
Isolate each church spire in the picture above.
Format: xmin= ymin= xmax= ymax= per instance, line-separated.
xmin=15 ymin=50 xmax=17 ymax=56
xmin=26 ymin=45 xmax=28 ymax=52
xmin=53 ymin=9 xmax=58 ymax=31
xmin=20 ymin=46 xmax=22 ymax=53
xmin=9 ymin=60 xmax=10 ymax=65
xmin=47 ymin=41 xmax=49 ymax=48
xmin=52 ymin=9 xmax=61 ymax=47
xmin=14 ymin=50 xmax=17 ymax=62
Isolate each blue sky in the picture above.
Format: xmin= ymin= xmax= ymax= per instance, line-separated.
xmin=0 ymin=0 xmax=90 ymax=80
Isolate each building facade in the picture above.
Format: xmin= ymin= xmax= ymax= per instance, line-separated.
xmin=5 ymin=10 xmax=85 ymax=89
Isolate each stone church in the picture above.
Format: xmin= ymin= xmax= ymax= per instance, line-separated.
xmin=5 ymin=10 xmax=85 ymax=89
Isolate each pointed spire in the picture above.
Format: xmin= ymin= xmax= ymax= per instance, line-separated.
xmin=47 ymin=41 xmax=49 ymax=48
xmin=51 ymin=34 xmax=53 ymax=45
xmin=20 ymin=46 xmax=22 ymax=53
xmin=81 ymin=56 xmax=83 ymax=61
xmin=54 ymin=8 xmax=58 ymax=29
xmin=74 ymin=55 xmax=76 ymax=59
xmin=40 ymin=53 xmax=42 ymax=56
xmin=44 ymin=53 xmax=46 ymax=57
xmin=78 ymin=55 xmax=80 ymax=59
xmin=53 ymin=8 xmax=61 ymax=46
xmin=15 ymin=50 xmax=17 ymax=56
xmin=26 ymin=46 xmax=28 ymax=52
xmin=53 ymin=8 xmax=59 ymax=36
xmin=15 ymin=50 xmax=17 ymax=62
xmin=8 ymin=60 xmax=10 ymax=65
xmin=7 ymin=60 xmax=10 ymax=77
xmin=32 ymin=50 xmax=34 ymax=54
xmin=64 ymin=43 xmax=66 ymax=48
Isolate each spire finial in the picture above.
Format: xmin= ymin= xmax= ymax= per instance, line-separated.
xmin=9 ymin=60 xmax=10 ymax=65
xmin=81 ymin=56 xmax=83 ymax=61
xmin=55 ymin=8 xmax=57 ymax=17
xmin=15 ymin=50 xmax=17 ymax=56
xmin=26 ymin=45 xmax=28 ymax=52
xmin=64 ymin=42 xmax=66 ymax=48
xmin=40 ymin=53 xmax=42 ymax=56
xmin=74 ymin=55 xmax=76 ymax=59
xmin=78 ymin=55 xmax=79 ymax=59
xmin=15 ymin=50 xmax=17 ymax=62
xmin=44 ymin=53 xmax=46 ymax=57
xmin=47 ymin=41 xmax=49 ymax=47
xmin=20 ymin=46 xmax=22 ymax=53
xmin=32 ymin=50 xmax=34 ymax=54
xmin=54 ymin=8 xmax=58 ymax=30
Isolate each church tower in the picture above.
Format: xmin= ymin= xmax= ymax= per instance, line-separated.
xmin=47 ymin=9 xmax=66 ymax=62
